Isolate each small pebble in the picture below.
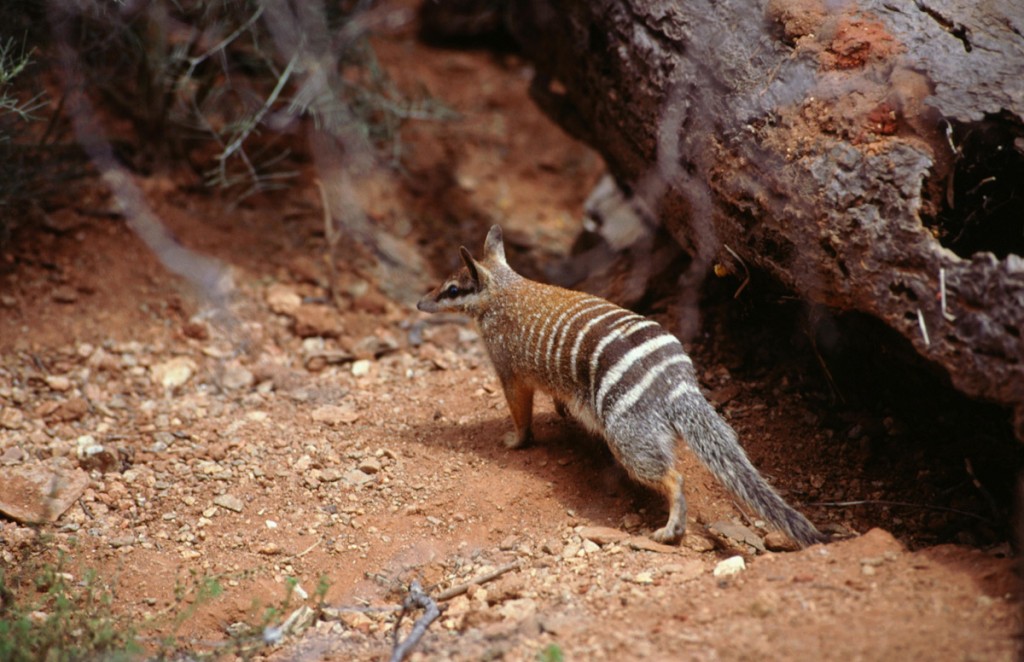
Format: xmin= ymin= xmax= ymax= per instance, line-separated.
xmin=633 ymin=571 xmax=655 ymax=584
xmin=151 ymin=357 xmax=196 ymax=389
xmin=222 ymin=365 xmax=254 ymax=390
xmin=358 ymin=458 xmax=382 ymax=474
xmin=579 ymin=526 xmax=629 ymax=545
xmin=311 ymin=404 xmax=360 ymax=425
xmin=45 ymin=375 xmax=72 ymax=392
xmin=213 ymin=494 xmax=244 ymax=513
xmin=713 ymin=556 xmax=746 ymax=577
xmin=265 ymin=284 xmax=302 ymax=315
xmin=52 ymin=286 xmax=78 ymax=303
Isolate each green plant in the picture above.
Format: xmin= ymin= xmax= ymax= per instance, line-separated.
xmin=58 ymin=0 xmax=452 ymax=201
xmin=0 ymin=551 xmax=334 ymax=662
xmin=0 ymin=36 xmax=49 ymax=244
xmin=0 ymin=38 xmax=41 ymax=122
xmin=168 ymin=570 xmax=225 ymax=635
xmin=155 ymin=569 xmax=333 ymax=659
xmin=0 ymin=561 xmax=140 ymax=662
xmin=538 ymin=642 xmax=565 ymax=662
xmin=0 ymin=15 xmax=93 ymax=246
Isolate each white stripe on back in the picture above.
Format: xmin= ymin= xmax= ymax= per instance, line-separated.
xmin=587 ymin=318 xmax=658 ymax=393
xmin=604 ymin=354 xmax=689 ymax=422
xmin=569 ymin=308 xmax=633 ymax=383
xmin=543 ymin=298 xmax=600 ymax=379
xmin=594 ymin=333 xmax=678 ymax=413
xmin=523 ymin=310 xmax=545 ymax=361
xmin=531 ymin=308 xmax=560 ymax=372
xmin=666 ymin=378 xmax=700 ymax=402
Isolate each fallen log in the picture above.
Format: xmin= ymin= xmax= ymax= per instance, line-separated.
xmin=505 ymin=0 xmax=1024 ymax=437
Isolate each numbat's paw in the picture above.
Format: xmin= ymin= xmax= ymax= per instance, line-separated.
xmin=650 ymin=524 xmax=685 ymax=544
xmin=503 ymin=430 xmax=532 ymax=449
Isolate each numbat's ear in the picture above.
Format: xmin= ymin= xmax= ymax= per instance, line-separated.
xmin=460 ymin=245 xmax=495 ymax=288
xmin=483 ymin=225 xmax=507 ymax=265
xmin=459 ymin=246 xmax=480 ymax=286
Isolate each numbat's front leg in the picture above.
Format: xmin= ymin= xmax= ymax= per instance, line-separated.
xmin=501 ymin=379 xmax=534 ymax=449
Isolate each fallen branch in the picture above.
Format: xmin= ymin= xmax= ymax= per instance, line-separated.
xmin=389 ymin=581 xmax=441 ymax=662
xmin=48 ymin=4 xmax=234 ymax=309
xmin=292 ymin=537 xmax=322 ymax=559
xmin=316 ymin=178 xmax=342 ymax=308
xmin=436 ymin=560 xmax=521 ymax=601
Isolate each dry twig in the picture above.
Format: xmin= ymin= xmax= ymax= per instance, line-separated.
xmin=940 ymin=267 xmax=956 ymax=321
xmin=316 ymin=178 xmax=342 ymax=307
xmin=916 ymin=308 xmax=930 ymax=346
xmin=389 ymin=581 xmax=441 ymax=662
xmin=436 ymin=561 xmax=520 ymax=601
xmin=387 ymin=562 xmax=522 ymax=660
xmin=721 ymin=243 xmax=751 ymax=299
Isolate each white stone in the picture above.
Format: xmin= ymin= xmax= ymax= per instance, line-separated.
xmin=151 ymin=357 xmax=196 ymax=389
xmin=713 ymin=555 xmax=747 ymax=577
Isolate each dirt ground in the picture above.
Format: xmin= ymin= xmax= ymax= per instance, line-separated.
xmin=0 ymin=8 xmax=1021 ymax=661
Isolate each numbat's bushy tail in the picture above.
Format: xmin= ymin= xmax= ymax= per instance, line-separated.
xmin=418 ymin=225 xmax=827 ymax=547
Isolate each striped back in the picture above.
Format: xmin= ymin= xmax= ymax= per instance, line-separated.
xmin=420 ymin=225 xmax=826 ymax=548
xmin=479 ymin=276 xmax=697 ymax=429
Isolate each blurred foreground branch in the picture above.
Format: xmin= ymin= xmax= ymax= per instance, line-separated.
xmin=49 ymin=3 xmax=233 ymax=307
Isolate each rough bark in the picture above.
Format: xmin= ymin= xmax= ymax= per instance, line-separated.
xmin=505 ymin=0 xmax=1024 ymax=436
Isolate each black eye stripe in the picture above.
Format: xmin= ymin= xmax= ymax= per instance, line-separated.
xmin=438 ymin=284 xmax=462 ymax=300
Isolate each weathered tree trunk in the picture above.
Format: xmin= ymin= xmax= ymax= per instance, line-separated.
xmin=506 ymin=0 xmax=1024 ymax=436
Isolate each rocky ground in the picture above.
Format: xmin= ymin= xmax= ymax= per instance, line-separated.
xmin=0 ymin=6 xmax=1020 ymax=660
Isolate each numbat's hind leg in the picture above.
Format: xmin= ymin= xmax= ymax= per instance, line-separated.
xmin=651 ymin=468 xmax=687 ymax=543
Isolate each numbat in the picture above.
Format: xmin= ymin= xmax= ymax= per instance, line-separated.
xmin=418 ymin=225 xmax=826 ymax=547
